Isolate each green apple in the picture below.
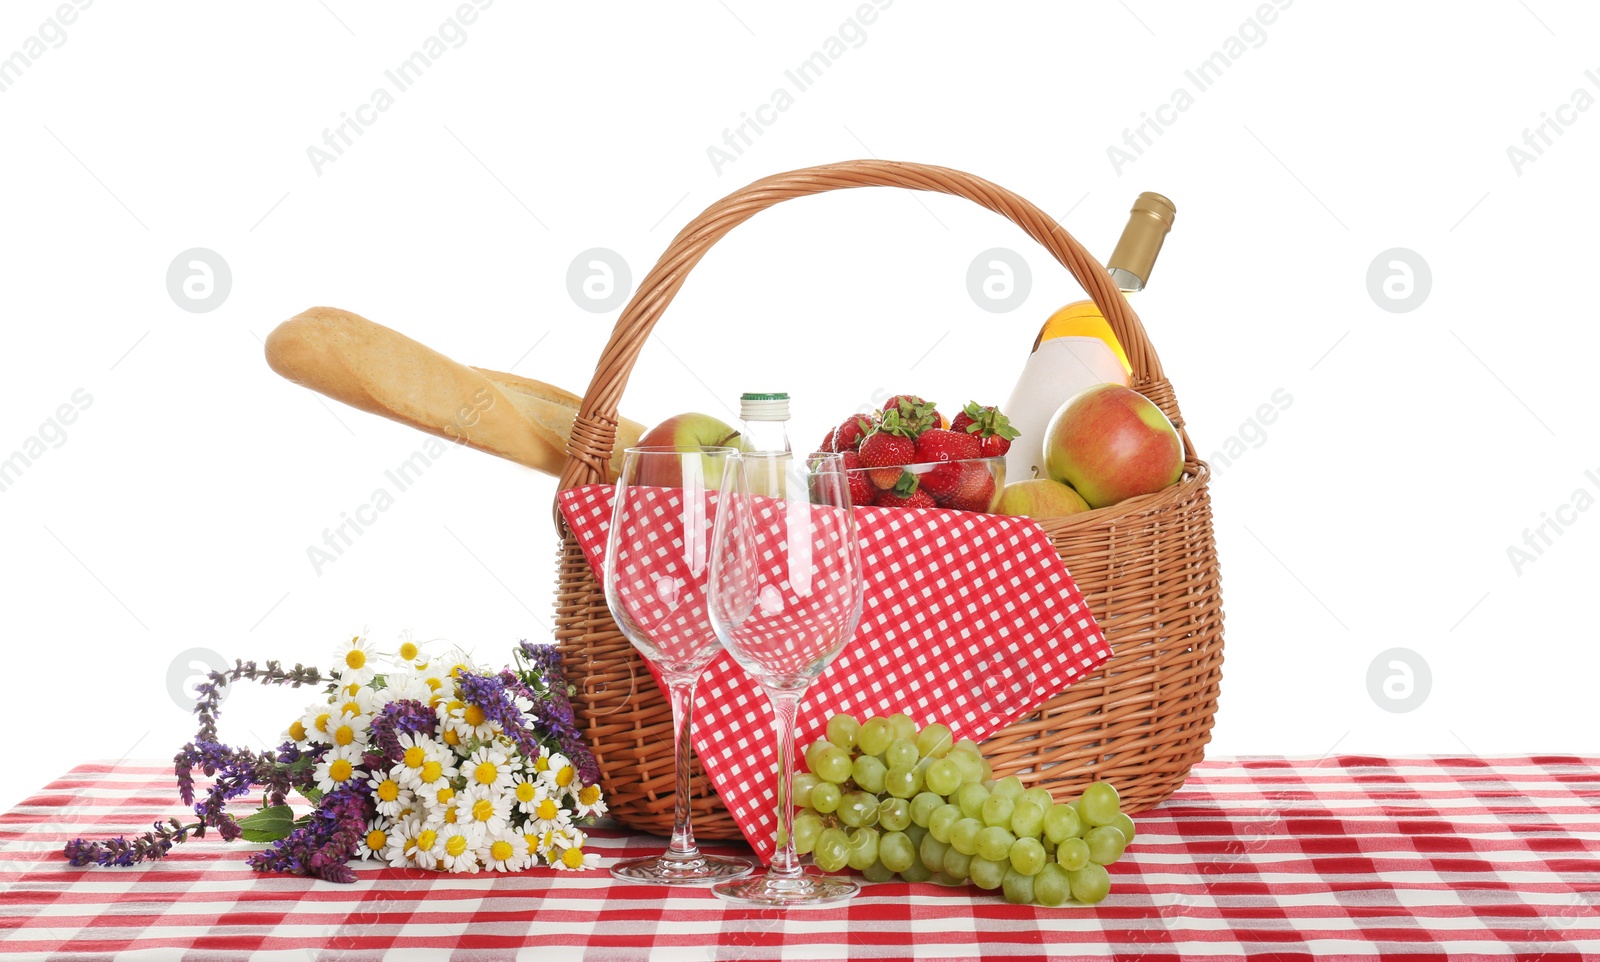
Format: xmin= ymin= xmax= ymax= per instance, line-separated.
xmin=1042 ymin=385 xmax=1182 ymax=509
xmin=997 ymin=479 xmax=1091 ymax=519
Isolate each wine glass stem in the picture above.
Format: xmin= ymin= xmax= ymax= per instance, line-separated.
xmin=665 ymin=676 xmax=702 ymax=861
xmin=764 ymin=686 xmax=806 ymax=879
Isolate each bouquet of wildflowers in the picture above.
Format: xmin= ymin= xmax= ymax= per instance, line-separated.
xmin=64 ymin=635 xmax=606 ymax=883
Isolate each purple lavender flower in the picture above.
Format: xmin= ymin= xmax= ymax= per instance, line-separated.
xmin=367 ymin=698 xmax=436 ymax=763
xmin=246 ymin=787 xmax=369 ymax=884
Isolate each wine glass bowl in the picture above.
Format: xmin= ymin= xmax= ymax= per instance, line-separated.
xmin=708 ymin=452 xmax=866 ymax=907
xmin=603 ymin=445 xmax=753 ymax=886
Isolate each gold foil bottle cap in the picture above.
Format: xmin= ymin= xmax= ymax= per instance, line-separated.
xmin=1106 ymin=191 xmax=1175 ymax=292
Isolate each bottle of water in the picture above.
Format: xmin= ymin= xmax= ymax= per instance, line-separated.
xmin=739 ymin=392 xmax=792 ymax=454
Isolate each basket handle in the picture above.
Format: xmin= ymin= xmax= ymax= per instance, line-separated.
xmin=556 ymin=159 xmax=1172 ymax=499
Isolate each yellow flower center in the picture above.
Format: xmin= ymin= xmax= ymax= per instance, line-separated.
xmin=424 ymin=677 xmax=442 ymax=691
xmin=399 ymin=641 xmax=419 ymax=661
xmin=444 ymin=807 xmax=458 ymax=824
xmin=451 ymin=663 xmax=466 ymax=679
xmin=365 ymin=829 xmax=387 ymax=851
xmin=435 ymin=787 xmax=454 ymax=806
xmin=474 ymin=762 xmax=498 ymax=785
xmin=446 ymin=700 xmax=465 ymax=715
xmin=472 ymin=798 xmax=494 ymax=822
xmin=578 ymin=784 xmax=601 ymax=806
xmin=561 ymin=847 xmax=585 ymax=869
xmin=555 ymin=766 xmax=575 ymax=788
xmin=345 ymin=649 xmax=366 ymax=670
xmin=524 ymin=834 xmax=540 ymax=856
xmin=463 ymin=705 xmax=486 ymax=727
xmin=377 ymin=780 xmax=400 ymax=802
xmin=415 ymin=660 xmax=429 ymax=671
xmin=534 ymin=756 xmax=549 ymax=773
xmin=420 ymin=760 xmax=443 ymax=784
xmin=329 ymin=759 xmax=353 ymax=783
xmin=341 ymin=701 xmax=361 ymax=717
xmin=403 ymin=746 xmax=425 ymax=769
xmin=314 ymin=713 xmax=332 ymax=733
xmin=415 ymin=829 xmax=437 ymax=851
xmin=516 ymin=782 xmax=537 ymax=803
xmin=445 ymin=834 xmax=469 ymax=857
xmin=536 ymin=799 xmax=558 ymax=821
xmin=288 ymin=720 xmax=307 ymax=742
xmin=442 ymin=730 xmax=460 ymax=746
xmin=344 ymin=683 xmax=360 ymax=698
xmin=334 ymin=725 xmax=355 ymax=746
xmin=490 ymin=839 xmax=514 ymax=862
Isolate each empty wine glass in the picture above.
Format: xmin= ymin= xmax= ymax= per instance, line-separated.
xmin=707 ymin=451 xmax=866 ymax=907
xmin=603 ymin=445 xmax=753 ymax=885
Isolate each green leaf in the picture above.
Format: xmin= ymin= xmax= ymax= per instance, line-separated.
xmin=236 ymin=804 xmax=298 ymax=843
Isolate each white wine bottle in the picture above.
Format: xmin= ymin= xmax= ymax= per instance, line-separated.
xmin=1002 ymin=192 xmax=1176 ymax=482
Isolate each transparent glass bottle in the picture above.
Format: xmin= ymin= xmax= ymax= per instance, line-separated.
xmin=739 ymin=392 xmax=792 ymax=454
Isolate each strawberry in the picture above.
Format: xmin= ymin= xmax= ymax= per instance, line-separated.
xmin=832 ymin=413 xmax=876 ymax=453
xmin=945 ymin=461 xmax=998 ymax=512
xmin=881 ymin=395 xmax=941 ymax=438
xmin=858 ymin=410 xmax=918 ymax=489
xmin=876 ymin=472 xmax=936 ymax=510
xmin=818 ymin=429 xmax=837 ymax=454
xmin=950 ymin=401 xmax=1021 ymax=457
xmin=840 ymin=450 xmax=875 ymax=506
xmin=914 ymin=428 xmax=982 ymax=498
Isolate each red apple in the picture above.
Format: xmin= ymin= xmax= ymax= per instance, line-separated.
xmin=1042 ymin=385 xmax=1182 ymax=508
xmin=633 ymin=413 xmax=741 ymax=487
xmin=996 ymin=479 xmax=1091 ymax=519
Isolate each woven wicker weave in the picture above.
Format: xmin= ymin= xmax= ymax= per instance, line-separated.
xmin=554 ymin=160 xmax=1224 ymax=839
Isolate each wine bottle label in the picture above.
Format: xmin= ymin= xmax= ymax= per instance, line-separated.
xmin=1002 ymin=337 xmax=1130 ymax=483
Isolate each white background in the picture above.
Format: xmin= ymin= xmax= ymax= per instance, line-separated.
xmin=1 ymin=0 xmax=1595 ymax=813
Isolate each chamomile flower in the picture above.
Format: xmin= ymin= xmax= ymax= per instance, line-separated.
xmin=333 ymin=634 xmax=378 ymax=686
xmin=572 ymin=782 xmax=608 ymax=819
xmin=391 ymin=733 xmax=443 ymax=785
xmin=462 ymin=745 xmax=515 ymax=794
xmin=398 ymin=747 xmax=457 ymax=796
xmin=383 ymin=815 xmax=423 ymax=867
xmin=286 ymin=717 xmax=312 ymax=746
xmin=439 ymin=646 xmax=478 ymax=681
xmin=357 ymin=818 xmax=391 ymax=861
xmin=480 ymin=829 xmax=531 ymax=872
xmin=438 ymin=824 xmax=482 ymax=873
xmin=408 ymin=826 xmax=444 ymax=870
xmin=367 ymin=772 xmax=412 ymax=819
xmin=419 ymin=784 xmax=460 ymax=826
xmin=508 ymin=774 xmax=545 ymax=815
xmin=383 ymin=671 xmax=433 ymax=705
xmin=445 ymin=698 xmax=502 ymax=743
xmin=313 ymin=744 xmax=366 ymax=795
xmin=528 ymin=744 xmax=553 ymax=776
xmin=551 ymin=840 xmax=601 ymax=871
xmin=299 ymin=702 xmax=339 ymax=745
xmin=395 ymin=630 xmax=423 ymax=666
xmin=460 ymin=789 xmax=513 ymax=836
xmin=325 ymin=712 xmax=371 ymax=750
xmin=540 ymin=752 xmax=579 ymax=796
xmin=526 ymin=793 xmax=573 ymax=836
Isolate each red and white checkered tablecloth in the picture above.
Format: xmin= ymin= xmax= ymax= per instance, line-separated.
xmin=2 ymin=757 xmax=1597 ymax=960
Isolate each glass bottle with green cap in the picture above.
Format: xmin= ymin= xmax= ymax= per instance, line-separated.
xmin=739 ymin=392 xmax=791 ymax=454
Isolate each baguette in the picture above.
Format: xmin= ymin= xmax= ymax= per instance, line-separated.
xmin=263 ymin=306 xmax=642 ymax=477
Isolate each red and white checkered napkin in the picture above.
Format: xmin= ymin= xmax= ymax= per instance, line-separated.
xmin=558 ymin=483 xmax=1111 ymax=861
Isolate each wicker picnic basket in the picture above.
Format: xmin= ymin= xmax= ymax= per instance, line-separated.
xmin=553 ymin=159 xmax=1224 ymax=839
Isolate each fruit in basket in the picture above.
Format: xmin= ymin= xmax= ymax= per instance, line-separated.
xmin=795 ymin=711 xmax=1135 ymax=907
xmin=943 ymin=461 xmax=1000 ymax=512
xmin=833 ymin=413 xmax=876 ymax=453
xmin=914 ymin=429 xmax=982 ymax=498
xmin=1042 ymin=385 xmax=1182 ymax=509
xmin=883 ymin=395 xmax=943 ymax=431
xmin=950 ymin=402 xmax=1021 ymax=458
xmin=859 ymin=412 xmax=919 ymax=489
xmin=840 ymin=450 xmax=876 ymax=506
xmin=877 ymin=475 xmax=936 ymax=510
xmin=997 ymin=479 xmax=1091 ymax=519
xmin=635 ymin=413 xmax=742 ymax=486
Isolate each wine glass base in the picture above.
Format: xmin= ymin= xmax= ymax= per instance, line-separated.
xmin=610 ymin=853 xmax=753 ymax=886
xmin=712 ymin=870 xmax=860 ymax=907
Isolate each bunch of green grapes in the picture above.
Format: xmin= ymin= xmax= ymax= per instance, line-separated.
xmin=792 ymin=712 xmax=1137 ymax=907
